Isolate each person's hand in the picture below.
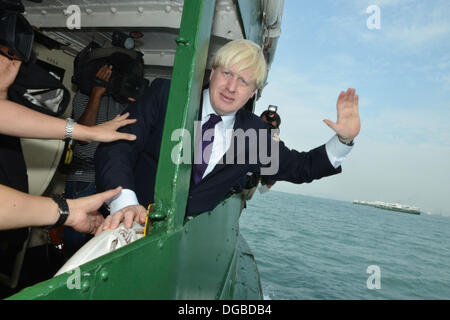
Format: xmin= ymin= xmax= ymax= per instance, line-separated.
xmin=96 ymin=204 xmax=147 ymax=235
xmin=91 ymin=65 xmax=112 ymax=97
xmin=0 ymin=52 xmax=22 ymax=99
xmin=272 ymin=132 xmax=280 ymax=142
xmin=80 ymin=112 xmax=137 ymax=142
xmin=65 ymin=187 xmax=123 ymax=234
xmin=323 ymin=88 xmax=361 ymax=143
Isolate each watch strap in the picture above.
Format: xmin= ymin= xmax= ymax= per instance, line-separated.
xmin=338 ymin=135 xmax=354 ymax=146
xmin=65 ymin=118 xmax=75 ymax=141
xmin=45 ymin=194 xmax=70 ymax=229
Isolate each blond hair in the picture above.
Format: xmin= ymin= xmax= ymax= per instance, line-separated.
xmin=212 ymin=39 xmax=267 ymax=89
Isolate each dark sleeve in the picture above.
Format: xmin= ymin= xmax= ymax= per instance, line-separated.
xmin=94 ymin=78 xmax=170 ymax=192
xmin=261 ymin=135 xmax=342 ymax=184
xmin=260 ymin=175 xmax=276 ymax=186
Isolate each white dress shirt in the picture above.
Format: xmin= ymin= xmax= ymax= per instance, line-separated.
xmin=107 ymin=88 xmax=353 ymax=214
xmin=198 ymin=89 xmax=236 ymax=178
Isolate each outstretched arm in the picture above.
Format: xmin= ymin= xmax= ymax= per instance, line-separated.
xmin=0 ymin=185 xmax=123 ymax=234
xmin=323 ymin=88 xmax=361 ymax=143
xmin=0 ymin=99 xmax=137 ymax=142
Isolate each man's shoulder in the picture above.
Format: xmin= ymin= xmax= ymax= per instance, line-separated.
xmin=141 ymin=78 xmax=171 ymax=102
xmin=236 ymin=108 xmax=269 ymax=130
xmin=149 ymin=78 xmax=171 ymax=91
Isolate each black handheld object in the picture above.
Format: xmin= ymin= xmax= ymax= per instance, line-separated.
xmin=267 ymin=105 xmax=278 ymax=120
xmin=0 ymin=0 xmax=38 ymax=62
xmin=0 ymin=12 xmax=34 ymax=62
xmin=260 ymin=105 xmax=281 ymax=133
xmin=72 ymin=45 xmax=149 ymax=104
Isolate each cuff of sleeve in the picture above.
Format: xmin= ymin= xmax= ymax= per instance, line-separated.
xmin=325 ymin=135 xmax=353 ymax=169
xmin=106 ymin=189 xmax=139 ymax=215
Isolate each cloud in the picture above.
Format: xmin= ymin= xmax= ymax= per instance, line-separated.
xmin=325 ymin=0 xmax=450 ymax=51
xmin=362 ymin=104 xmax=450 ymax=147
xmin=356 ymin=0 xmax=409 ymax=8
xmin=385 ymin=21 xmax=450 ymax=48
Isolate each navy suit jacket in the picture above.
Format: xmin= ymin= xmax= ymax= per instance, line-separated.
xmin=95 ymin=78 xmax=341 ymax=216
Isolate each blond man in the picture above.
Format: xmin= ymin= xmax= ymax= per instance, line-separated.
xmin=95 ymin=39 xmax=360 ymax=231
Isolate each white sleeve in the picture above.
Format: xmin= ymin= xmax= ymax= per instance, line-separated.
xmin=105 ymin=188 xmax=139 ymax=215
xmin=325 ymin=135 xmax=353 ymax=169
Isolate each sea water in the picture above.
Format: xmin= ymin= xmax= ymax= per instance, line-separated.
xmin=239 ymin=191 xmax=450 ymax=300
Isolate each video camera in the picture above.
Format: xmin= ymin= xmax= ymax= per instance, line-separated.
xmin=72 ymin=43 xmax=149 ymax=104
xmin=260 ymin=105 xmax=281 ymax=132
xmin=267 ymin=105 xmax=278 ymax=120
xmin=0 ymin=0 xmax=39 ymax=62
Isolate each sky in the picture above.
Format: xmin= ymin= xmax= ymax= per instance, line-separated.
xmin=254 ymin=0 xmax=450 ymax=216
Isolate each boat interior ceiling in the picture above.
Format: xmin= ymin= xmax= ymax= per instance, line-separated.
xmin=23 ymin=0 xmax=245 ymax=80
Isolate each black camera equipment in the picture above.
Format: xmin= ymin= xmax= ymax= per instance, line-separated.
xmin=267 ymin=104 xmax=278 ymax=119
xmin=1 ymin=0 xmax=71 ymax=117
xmin=0 ymin=0 xmax=34 ymax=62
xmin=0 ymin=0 xmax=41 ymax=62
xmin=261 ymin=105 xmax=281 ymax=132
xmin=112 ymin=31 xmax=135 ymax=50
xmin=72 ymin=44 xmax=149 ymax=104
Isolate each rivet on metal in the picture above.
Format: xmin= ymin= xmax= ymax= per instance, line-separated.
xmin=81 ymin=280 xmax=90 ymax=292
xmin=175 ymin=37 xmax=190 ymax=46
xmin=100 ymin=270 xmax=109 ymax=281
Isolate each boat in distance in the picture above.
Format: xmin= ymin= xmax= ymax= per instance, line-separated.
xmin=353 ymin=200 xmax=421 ymax=215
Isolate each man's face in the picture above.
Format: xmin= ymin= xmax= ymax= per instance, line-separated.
xmin=208 ymin=63 xmax=257 ymax=116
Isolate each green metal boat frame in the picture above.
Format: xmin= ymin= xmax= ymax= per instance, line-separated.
xmin=8 ymin=0 xmax=281 ymax=299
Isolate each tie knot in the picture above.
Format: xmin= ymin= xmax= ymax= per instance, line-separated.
xmin=208 ymin=114 xmax=222 ymax=126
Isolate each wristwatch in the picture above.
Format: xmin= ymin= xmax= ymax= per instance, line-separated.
xmin=45 ymin=194 xmax=70 ymax=229
xmin=65 ymin=117 xmax=75 ymax=141
xmin=338 ymin=135 xmax=354 ymax=146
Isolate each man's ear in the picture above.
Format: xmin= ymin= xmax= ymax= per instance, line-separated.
xmin=209 ymin=68 xmax=216 ymax=81
xmin=251 ymin=88 xmax=257 ymax=98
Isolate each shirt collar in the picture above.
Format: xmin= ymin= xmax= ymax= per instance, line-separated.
xmin=202 ymin=88 xmax=236 ymax=128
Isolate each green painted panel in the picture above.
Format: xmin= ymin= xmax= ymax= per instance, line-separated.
xmin=175 ymin=195 xmax=242 ymax=299
xmin=8 ymin=195 xmax=247 ymax=299
xmin=232 ymin=234 xmax=263 ymax=299
xmin=152 ymin=0 xmax=217 ymax=230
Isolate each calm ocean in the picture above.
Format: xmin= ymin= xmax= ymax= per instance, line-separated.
xmin=239 ymin=190 xmax=450 ymax=300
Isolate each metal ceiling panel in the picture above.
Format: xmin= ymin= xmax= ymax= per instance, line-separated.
xmin=23 ymin=0 xmax=244 ymax=72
